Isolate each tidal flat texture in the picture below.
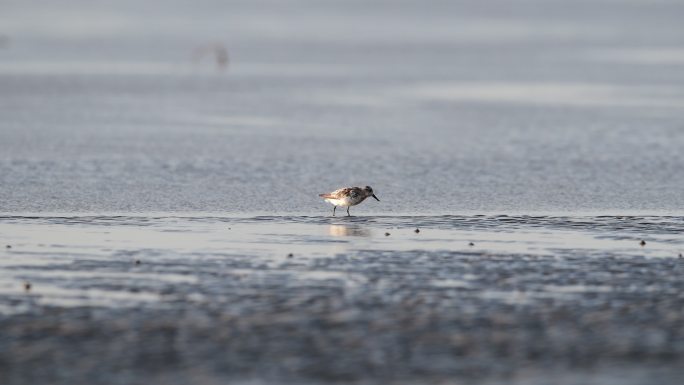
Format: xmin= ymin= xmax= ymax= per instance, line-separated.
xmin=2 ymin=0 xmax=684 ymax=383
xmin=2 ymin=0 xmax=684 ymax=213
xmin=1 ymin=215 xmax=683 ymax=384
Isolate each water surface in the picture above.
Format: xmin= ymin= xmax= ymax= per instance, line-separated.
xmin=1 ymin=213 xmax=682 ymax=312
xmin=1 ymin=1 xmax=684 ymax=384
xmin=1 ymin=0 xmax=683 ymax=213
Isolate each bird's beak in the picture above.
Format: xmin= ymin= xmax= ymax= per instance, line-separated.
xmin=372 ymin=194 xmax=380 ymax=201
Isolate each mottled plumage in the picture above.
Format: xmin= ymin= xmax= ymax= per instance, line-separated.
xmin=319 ymin=186 xmax=380 ymax=216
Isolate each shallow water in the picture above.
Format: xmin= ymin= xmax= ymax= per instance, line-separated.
xmin=1 ymin=214 xmax=682 ymax=312
xmin=2 ymin=0 xmax=684 ymax=384
xmin=1 ymin=0 xmax=684 ymax=213
xmin=1 ymin=214 xmax=683 ymax=385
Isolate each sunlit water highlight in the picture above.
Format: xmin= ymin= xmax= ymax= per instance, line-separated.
xmin=1 ymin=214 xmax=682 ymax=313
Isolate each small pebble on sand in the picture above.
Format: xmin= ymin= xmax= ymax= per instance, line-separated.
xmin=640 ymin=240 xmax=646 ymax=246
xmin=414 ymin=228 xmax=420 ymax=233
xmin=385 ymin=232 xmax=391 ymax=236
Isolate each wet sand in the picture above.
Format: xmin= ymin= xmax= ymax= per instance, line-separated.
xmin=2 ymin=1 xmax=684 ymax=383
xmin=1 ymin=215 xmax=683 ymax=384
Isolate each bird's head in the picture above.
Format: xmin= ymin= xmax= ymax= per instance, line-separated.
xmin=364 ymin=186 xmax=380 ymax=201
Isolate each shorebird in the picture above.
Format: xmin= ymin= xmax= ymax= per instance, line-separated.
xmin=319 ymin=186 xmax=380 ymax=216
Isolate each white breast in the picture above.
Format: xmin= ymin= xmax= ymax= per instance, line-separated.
xmin=326 ymin=195 xmax=365 ymax=207
xmin=325 ymin=197 xmax=352 ymax=207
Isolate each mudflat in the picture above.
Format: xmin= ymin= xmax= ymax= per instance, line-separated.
xmin=1 ymin=215 xmax=682 ymax=384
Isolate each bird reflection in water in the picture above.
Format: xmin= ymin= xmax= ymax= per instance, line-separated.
xmin=328 ymin=225 xmax=371 ymax=237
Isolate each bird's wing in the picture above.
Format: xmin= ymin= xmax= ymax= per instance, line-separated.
xmin=348 ymin=187 xmax=362 ymax=199
xmin=319 ymin=187 xmax=353 ymax=199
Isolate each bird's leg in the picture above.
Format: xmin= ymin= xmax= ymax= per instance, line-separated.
xmin=347 ymin=207 xmax=350 ymax=217
xmin=333 ymin=206 xmax=336 ymax=216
